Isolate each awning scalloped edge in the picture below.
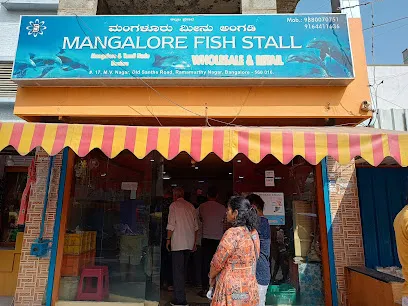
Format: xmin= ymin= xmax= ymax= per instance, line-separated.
xmin=0 ymin=122 xmax=407 ymax=166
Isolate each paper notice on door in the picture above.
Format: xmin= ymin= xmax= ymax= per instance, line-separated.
xmin=265 ymin=170 xmax=275 ymax=187
xmin=121 ymin=182 xmax=138 ymax=191
xmin=255 ymin=192 xmax=285 ymax=225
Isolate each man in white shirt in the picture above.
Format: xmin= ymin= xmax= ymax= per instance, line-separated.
xmin=166 ymin=187 xmax=199 ymax=306
xmin=198 ymin=186 xmax=226 ymax=297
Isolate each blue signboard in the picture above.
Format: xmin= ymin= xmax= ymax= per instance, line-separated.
xmin=12 ymin=14 xmax=354 ymax=83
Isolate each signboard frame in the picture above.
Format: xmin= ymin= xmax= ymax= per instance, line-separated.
xmin=12 ymin=13 xmax=355 ymax=87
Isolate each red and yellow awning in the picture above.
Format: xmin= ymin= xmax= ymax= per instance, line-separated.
xmin=1 ymin=122 xmax=407 ymax=166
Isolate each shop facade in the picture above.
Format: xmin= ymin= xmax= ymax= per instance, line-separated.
xmin=3 ymin=3 xmax=401 ymax=306
xmin=1 ymin=123 xmax=406 ymax=306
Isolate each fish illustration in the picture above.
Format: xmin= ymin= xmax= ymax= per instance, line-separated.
xmin=13 ymin=58 xmax=36 ymax=77
xmin=306 ymin=39 xmax=352 ymax=72
xmin=29 ymin=53 xmax=62 ymax=67
xmin=153 ymin=55 xmax=190 ymax=70
xmin=57 ymin=49 xmax=89 ymax=72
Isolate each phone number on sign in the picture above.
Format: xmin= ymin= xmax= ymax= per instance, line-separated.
xmin=304 ymin=23 xmax=341 ymax=30
xmin=304 ymin=16 xmax=340 ymax=23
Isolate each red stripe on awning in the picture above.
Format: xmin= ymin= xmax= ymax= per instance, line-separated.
xmin=146 ymin=127 xmax=159 ymax=155
xmin=212 ymin=129 xmax=224 ymax=160
xmin=190 ymin=128 xmax=202 ymax=161
xmin=101 ymin=126 xmax=115 ymax=157
xmin=372 ymin=134 xmax=385 ymax=166
xmin=388 ymin=134 xmax=401 ymax=164
xmin=51 ymin=124 xmax=68 ymax=155
xmin=168 ymin=128 xmax=181 ymax=159
xmin=78 ymin=125 xmax=93 ymax=157
xmin=305 ymin=132 xmax=316 ymax=165
xmin=30 ymin=123 xmax=46 ymax=152
xmin=9 ymin=123 xmax=24 ymax=150
xmin=327 ymin=134 xmax=339 ymax=162
xmin=260 ymin=131 xmax=271 ymax=161
xmin=349 ymin=134 xmax=361 ymax=161
xmin=124 ymin=126 xmax=137 ymax=152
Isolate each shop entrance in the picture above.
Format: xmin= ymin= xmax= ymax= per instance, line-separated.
xmin=159 ymin=153 xmax=233 ymax=305
xmin=57 ymin=150 xmax=326 ymax=306
xmin=0 ymin=150 xmax=34 ymax=301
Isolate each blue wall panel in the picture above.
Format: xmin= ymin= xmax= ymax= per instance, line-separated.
xmin=356 ymin=167 xmax=408 ymax=268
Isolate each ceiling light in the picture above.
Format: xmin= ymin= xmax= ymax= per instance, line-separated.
xmin=101 ymin=173 xmax=107 ymax=177
xmin=229 ymin=172 xmax=232 ymax=175
xmin=150 ymin=159 xmax=155 ymax=162
xmin=198 ymin=180 xmax=205 ymax=183
xmin=238 ymin=176 xmax=244 ymax=179
xmin=163 ymin=174 xmax=171 ymax=180
xmin=237 ymin=159 xmax=242 ymax=163
xmin=195 ymin=166 xmax=199 ymax=170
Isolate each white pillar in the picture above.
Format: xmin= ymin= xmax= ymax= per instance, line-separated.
xmin=241 ymin=0 xmax=277 ymax=14
xmin=58 ymin=0 xmax=98 ymax=15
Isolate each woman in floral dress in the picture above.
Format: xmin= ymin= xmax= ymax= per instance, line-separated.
xmin=209 ymin=196 xmax=260 ymax=306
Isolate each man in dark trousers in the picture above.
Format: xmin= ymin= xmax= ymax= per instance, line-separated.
xmin=166 ymin=187 xmax=199 ymax=306
xmin=198 ymin=186 xmax=226 ymax=297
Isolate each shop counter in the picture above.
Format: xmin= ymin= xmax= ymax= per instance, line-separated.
xmin=0 ymin=232 xmax=23 ymax=296
xmin=346 ymin=266 xmax=403 ymax=306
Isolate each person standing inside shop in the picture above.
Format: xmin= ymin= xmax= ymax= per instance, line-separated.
xmin=167 ymin=187 xmax=199 ymax=306
xmin=394 ymin=202 xmax=408 ymax=306
xmin=198 ymin=186 xmax=226 ymax=297
xmin=247 ymin=194 xmax=271 ymax=306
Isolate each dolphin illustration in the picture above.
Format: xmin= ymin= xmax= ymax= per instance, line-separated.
xmin=29 ymin=53 xmax=62 ymax=67
xmin=38 ymin=66 xmax=55 ymax=78
xmin=306 ymin=39 xmax=352 ymax=72
xmin=13 ymin=58 xmax=36 ymax=77
xmin=306 ymin=67 xmax=329 ymax=78
xmin=153 ymin=55 xmax=190 ymax=70
xmin=323 ymin=54 xmax=352 ymax=77
xmin=57 ymin=49 xmax=89 ymax=72
xmin=287 ymin=53 xmax=336 ymax=77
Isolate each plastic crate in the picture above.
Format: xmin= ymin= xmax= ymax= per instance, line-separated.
xmin=68 ymin=233 xmax=84 ymax=246
xmin=90 ymin=231 xmax=97 ymax=250
xmin=61 ymin=254 xmax=82 ymax=276
xmin=65 ymin=245 xmax=84 ymax=255
xmin=85 ymin=232 xmax=92 ymax=251
xmin=64 ymin=232 xmax=98 ymax=254
xmin=266 ymin=284 xmax=296 ymax=305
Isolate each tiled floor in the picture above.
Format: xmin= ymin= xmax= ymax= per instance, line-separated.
xmin=0 ymin=297 xmax=13 ymax=306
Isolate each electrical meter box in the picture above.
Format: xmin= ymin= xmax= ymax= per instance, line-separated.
xmin=30 ymin=239 xmax=51 ymax=257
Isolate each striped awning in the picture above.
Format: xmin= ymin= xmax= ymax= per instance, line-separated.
xmin=1 ymin=122 xmax=407 ymax=166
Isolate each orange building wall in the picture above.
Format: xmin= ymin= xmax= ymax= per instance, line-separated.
xmin=14 ymin=19 xmax=370 ymax=123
